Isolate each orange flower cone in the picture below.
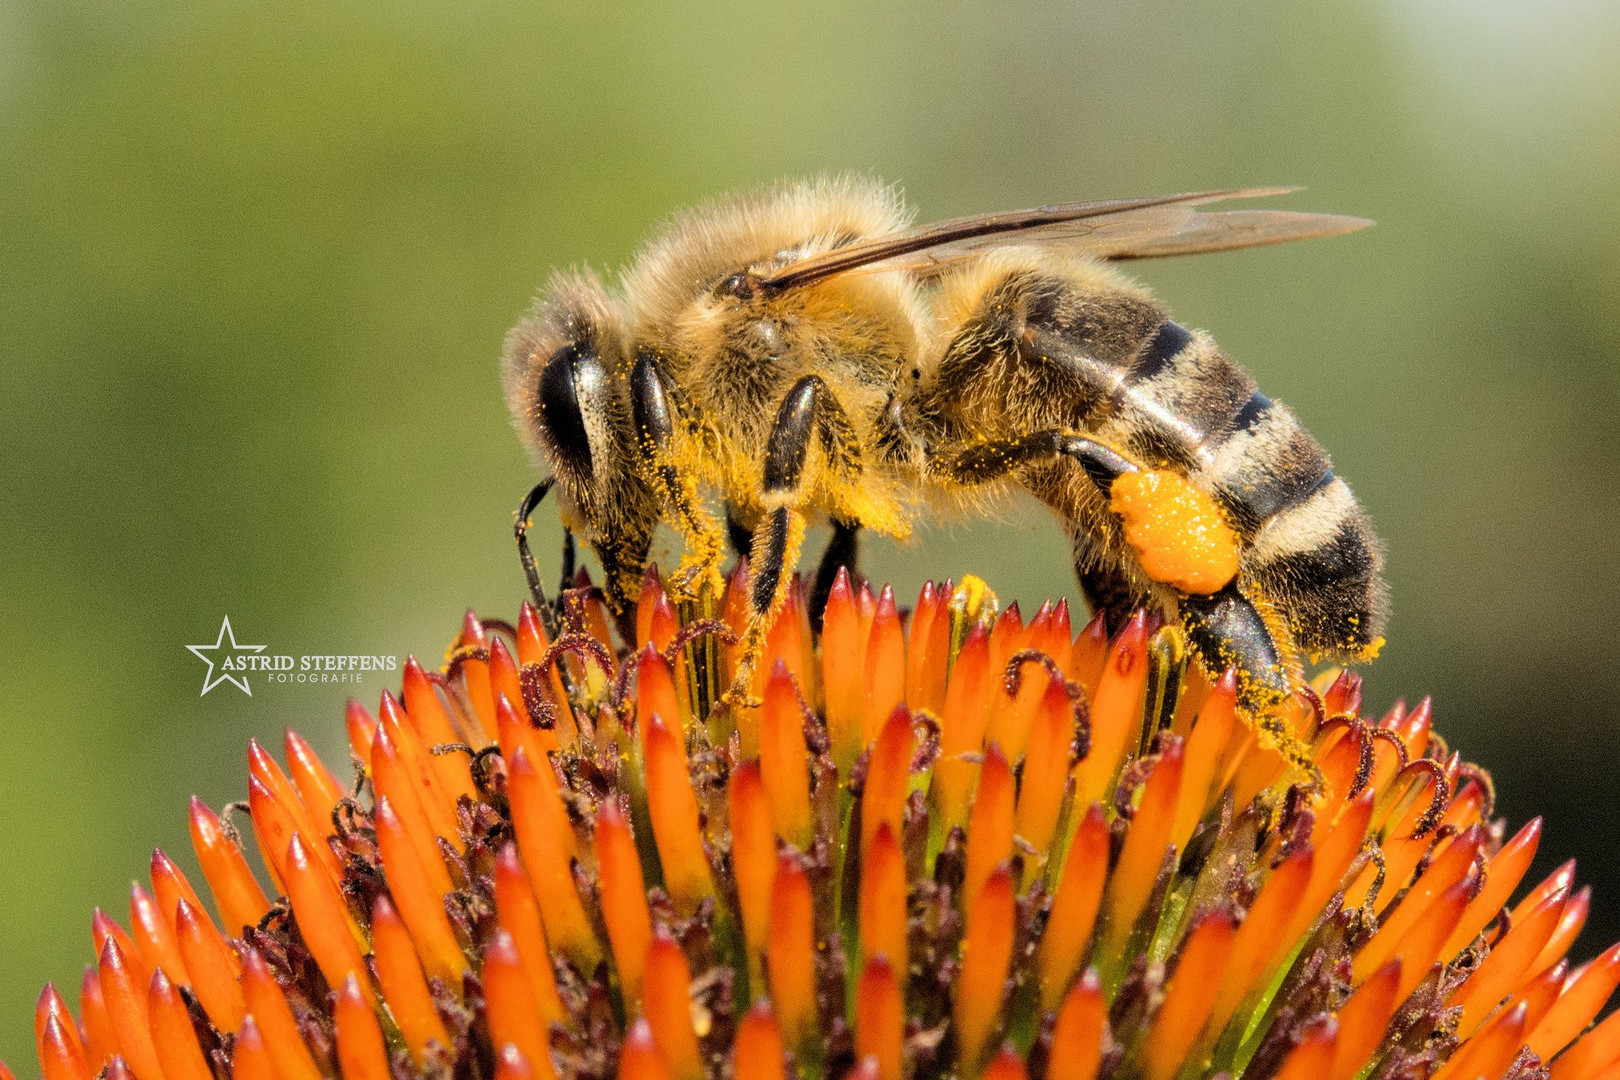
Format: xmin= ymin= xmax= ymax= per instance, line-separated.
xmin=7 ymin=566 xmax=1620 ymax=1080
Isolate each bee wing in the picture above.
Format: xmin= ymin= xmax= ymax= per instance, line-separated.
xmin=757 ymin=188 xmax=1371 ymax=290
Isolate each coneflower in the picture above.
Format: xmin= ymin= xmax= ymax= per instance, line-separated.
xmin=13 ymin=563 xmax=1620 ymax=1080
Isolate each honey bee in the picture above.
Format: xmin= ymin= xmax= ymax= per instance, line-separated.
xmin=503 ymin=177 xmax=1386 ymax=712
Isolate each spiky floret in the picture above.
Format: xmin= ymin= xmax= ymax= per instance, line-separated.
xmin=17 ymin=564 xmax=1620 ymax=1080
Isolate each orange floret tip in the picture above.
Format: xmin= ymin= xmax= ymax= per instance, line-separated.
xmin=768 ymin=853 xmax=818 ymax=1053
xmin=861 ymin=584 xmax=906 ymax=747
xmin=483 ymin=928 xmax=554 ymax=1080
xmin=1013 ymin=672 xmax=1077 ymax=862
xmin=148 ymin=968 xmax=213 ymax=1080
xmin=95 ymin=935 xmax=162 ymax=1080
xmin=956 ymin=863 xmax=1016 ymax=1072
xmin=1143 ymin=913 xmax=1233 ymax=1079
xmin=247 ymin=736 xmax=342 ymax=880
xmin=759 ymin=660 xmax=813 ymax=849
xmin=186 ymin=796 xmax=271 ymax=935
xmin=637 ymin=645 xmax=687 ymax=745
xmin=369 ymin=893 xmax=451 ymax=1060
xmin=376 ymin=688 xmax=464 ymax=849
xmin=15 ymin=569 xmax=1620 ymax=1080
xmin=643 ymin=930 xmax=705 ymax=1080
xmin=855 ymin=954 xmax=904 ymax=1080
xmin=283 ymin=831 xmax=370 ymax=1004
xmin=594 ymin=802 xmax=654 ymax=1006
xmin=636 ymin=563 xmax=679 ymax=652
xmin=78 ymin=967 xmax=117 ymax=1071
xmin=980 ymin=1045 xmax=1029 ymax=1080
xmin=370 ymin=727 xmax=458 ymax=895
xmin=344 ymin=698 xmax=379 ymax=768
xmin=728 ymin=761 xmax=775 ymax=982
xmin=404 ymin=654 xmax=480 ymax=801
xmin=495 ymin=1043 xmax=538 ymax=1080
xmin=492 ymin=843 xmax=567 ymax=1029
xmin=518 ymin=599 xmax=577 ymax=740
xmin=229 ymin=1017 xmax=277 ymax=1080
xmin=962 ymin=741 xmax=1015 ymax=912
xmin=643 ymin=713 xmax=716 ymax=911
xmin=934 ymin=623 xmax=993 ymax=834
xmin=240 ymin=947 xmax=324 ymax=1080
xmin=859 ymin=822 xmax=909 ymax=975
xmin=1073 ymin=611 xmax=1150 ymax=808
xmin=372 ymin=796 xmax=469 ymax=985
xmin=619 ymin=1019 xmax=673 ymax=1080
xmin=333 ymin=974 xmax=392 ymax=1080
xmin=147 ymin=849 xmax=205 ymax=934
xmin=284 ymin=728 xmax=345 ymax=824
xmin=128 ymin=881 xmax=188 ymax=989
xmin=34 ymin=988 xmax=89 ymax=1080
xmin=506 ymin=746 xmax=597 ymax=967
xmin=173 ymin=896 xmax=244 ymax=1032
xmin=731 ymin=1001 xmax=786 ymax=1080
xmin=860 ymin=705 xmax=915 ymax=858
xmin=36 ymin=1011 xmax=89 ymax=1080
xmin=820 ymin=565 xmax=864 ymax=770
xmin=1047 ymin=969 xmax=1105 ymax=1080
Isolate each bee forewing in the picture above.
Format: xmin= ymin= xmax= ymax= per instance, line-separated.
xmin=1086 ymin=209 xmax=1374 ymax=261
xmin=759 ymin=188 xmax=1370 ymax=288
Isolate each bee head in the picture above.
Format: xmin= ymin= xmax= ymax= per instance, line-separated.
xmin=502 ymin=272 xmax=630 ymax=535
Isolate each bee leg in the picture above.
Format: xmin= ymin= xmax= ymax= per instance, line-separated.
xmin=560 ymin=527 xmax=576 ymax=590
xmin=810 ymin=519 xmax=860 ymax=634
xmin=725 ymin=508 xmax=753 ymax=560
xmin=1073 ymin=551 xmax=1148 ymax=635
xmin=515 ymin=478 xmax=556 ymax=617
xmin=1179 ymin=582 xmax=1290 ymax=709
xmin=630 ymin=351 xmax=727 ymax=600
xmin=937 ymin=430 xmax=1161 ymax=628
xmin=731 ymin=375 xmax=859 ymax=700
xmin=938 ymin=430 xmax=1138 ymax=491
xmin=592 ymin=526 xmax=656 ymax=645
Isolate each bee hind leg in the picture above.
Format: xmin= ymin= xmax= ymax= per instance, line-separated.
xmin=1178 ymin=583 xmax=1291 ymax=710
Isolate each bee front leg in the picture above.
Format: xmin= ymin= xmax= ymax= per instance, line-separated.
xmin=630 ymin=351 xmax=728 ymax=600
xmin=729 ymin=375 xmax=859 ymax=703
xmin=515 ymin=478 xmax=557 ymax=618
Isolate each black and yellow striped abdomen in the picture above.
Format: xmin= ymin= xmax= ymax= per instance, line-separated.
xmin=923 ymin=256 xmax=1387 ymax=665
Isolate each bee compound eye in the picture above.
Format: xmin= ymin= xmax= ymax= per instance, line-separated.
xmin=536 ymin=343 xmax=597 ymax=478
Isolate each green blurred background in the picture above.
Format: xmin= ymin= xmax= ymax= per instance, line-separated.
xmin=3 ymin=0 xmax=1619 ymax=1067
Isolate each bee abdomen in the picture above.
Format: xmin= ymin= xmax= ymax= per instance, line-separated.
xmin=1244 ymin=478 xmax=1386 ymax=657
xmin=1152 ymin=334 xmax=1387 ymax=660
xmin=1108 ymin=321 xmax=1255 ymax=470
xmin=1200 ymin=390 xmax=1335 ymax=538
